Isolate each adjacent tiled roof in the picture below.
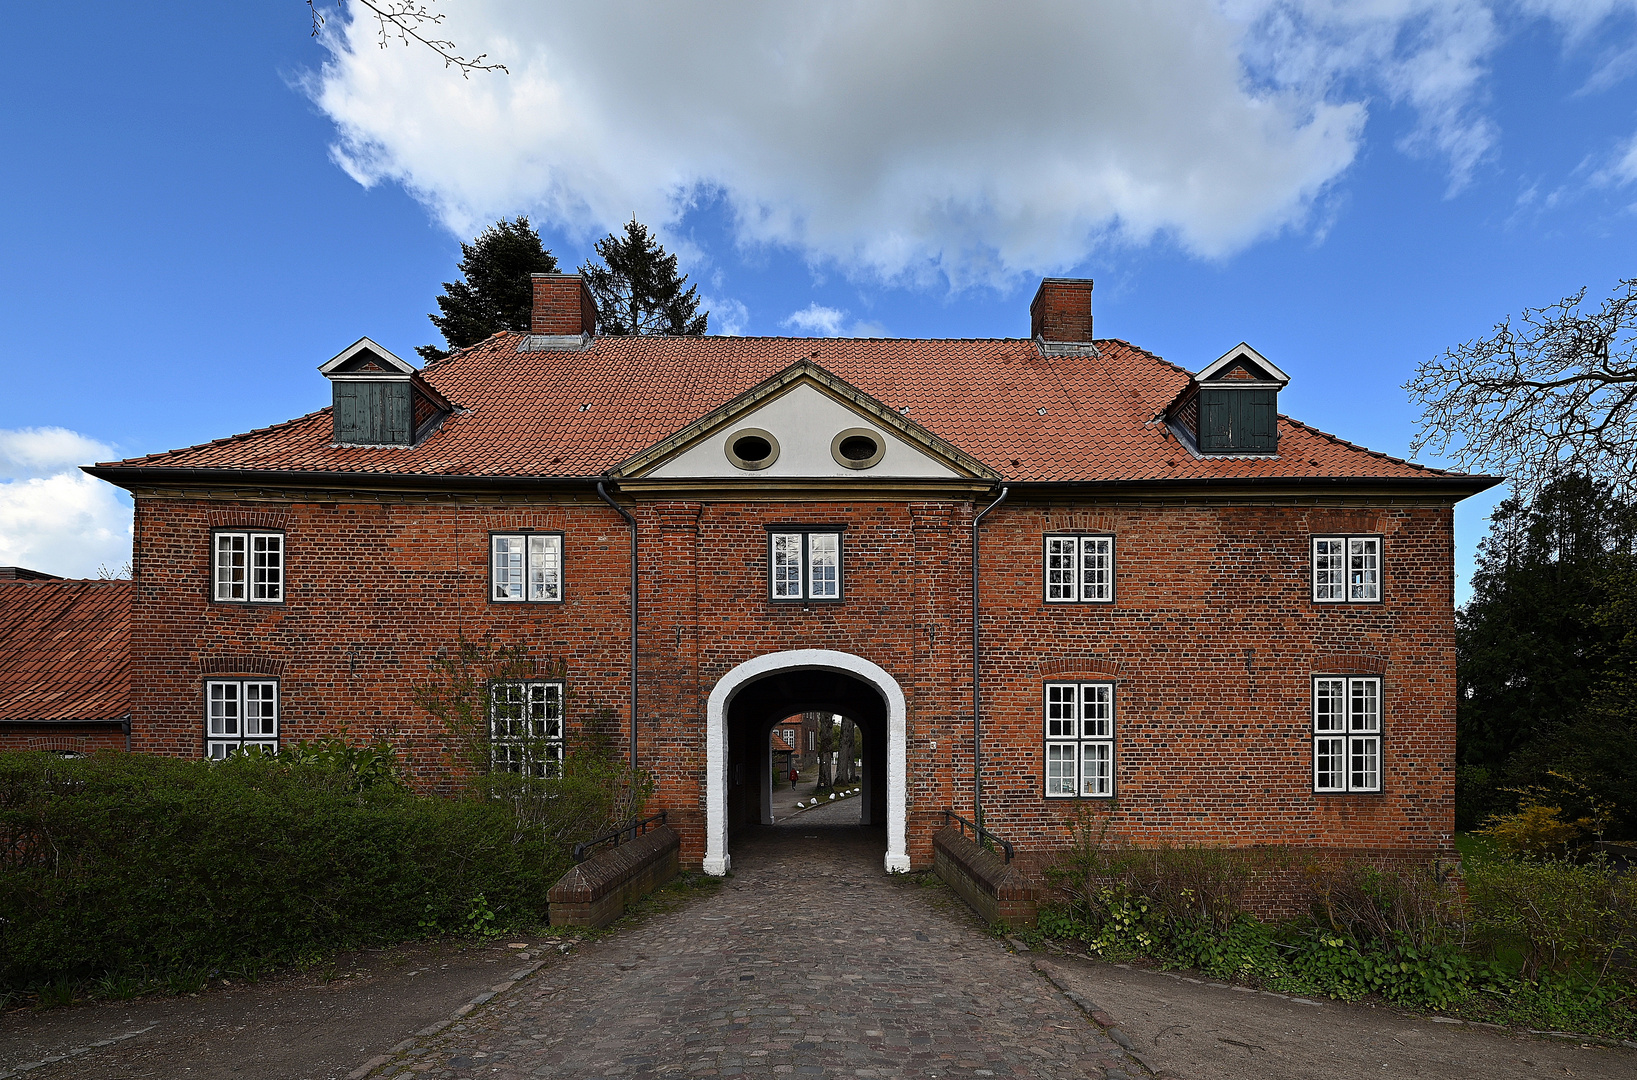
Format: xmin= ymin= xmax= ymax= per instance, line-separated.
xmin=0 ymin=579 xmax=131 ymax=723
xmin=95 ymin=334 xmax=1475 ymax=485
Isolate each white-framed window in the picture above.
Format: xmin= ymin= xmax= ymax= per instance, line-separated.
xmin=768 ymin=530 xmax=843 ymax=601
xmin=206 ymin=679 xmax=279 ymax=758
xmin=1044 ymin=535 xmax=1114 ymax=603
xmin=1044 ymin=682 xmax=1115 ymax=798
xmin=807 ymin=729 xmax=815 ymax=751
xmin=491 ymin=533 xmax=563 ymax=603
xmin=213 ymin=531 xmax=284 ymax=602
xmin=1313 ymin=676 xmax=1382 ymax=793
xmin=1312 ymin=535 xmax=1381 ymax=603
xmin=490 ymin=680 xmax=564 ymax=777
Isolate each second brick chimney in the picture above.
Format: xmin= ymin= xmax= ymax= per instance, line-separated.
xmin=1030 ymin=278 xmax=1094 ymax=343
xmin=530 ymin=273 xmax=598 ymax=337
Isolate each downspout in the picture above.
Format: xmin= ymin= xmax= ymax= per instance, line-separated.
xmin=596 ymin=481 xmax=639 ymax=766
xmin=971 ymin=485 xmax=1010 ymax=829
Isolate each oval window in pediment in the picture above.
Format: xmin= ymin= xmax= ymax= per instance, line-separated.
xmin=831 ymin=428 xmax=885 ymax=470
xmin=725 ymin=428 xmax=780 ymax=471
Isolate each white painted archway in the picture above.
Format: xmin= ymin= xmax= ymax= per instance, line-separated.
xmin=704 ymin=649 xmax=908 ymax=876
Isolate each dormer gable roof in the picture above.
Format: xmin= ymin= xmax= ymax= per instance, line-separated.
xmin=318 ymin=337 xmax=418 ymax=380
xmin=1194 ymin=342 xmax=1289 ymax=387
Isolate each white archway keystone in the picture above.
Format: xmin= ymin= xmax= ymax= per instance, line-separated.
xmin=704 ymin=649 xmax=908 ymax=876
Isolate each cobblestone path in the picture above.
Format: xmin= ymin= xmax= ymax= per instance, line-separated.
xmin=369 ymin=825 xmax=1142 ymax=1079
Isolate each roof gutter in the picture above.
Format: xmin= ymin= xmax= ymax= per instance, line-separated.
xmin=971 ymin=484 xmax=1009 ymax=831
xmin=595 ymin=481 xmax=640 ymax=769
xmin=1002 ymin=475 xmax=1504 ymax=497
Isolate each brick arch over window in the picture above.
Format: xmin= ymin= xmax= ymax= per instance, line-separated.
xmin=1307 ymin=510 xmax=1387 ymax=535
xmin=1044 ymin=509 xmax=1116 ymax=534
xmin=196 ymin=655 xmax=287 ymax=677
xmin=207 ymin=509 xmax=290 ymax=530
xmin=1037 ymin=655 xmax=1125 ymax=681
xmin=1312 ymin=652 xmax=1388 ymax=676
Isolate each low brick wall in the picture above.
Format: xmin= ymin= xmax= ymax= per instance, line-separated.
xmin=548 ymin=824 xmax=681 ymax=929
xmin=932 ymin=826 xmax=1040 ymax=929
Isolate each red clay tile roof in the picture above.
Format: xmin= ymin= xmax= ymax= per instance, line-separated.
xmin=94 ymin=334 xmax=1477 ymax=486
xmin=0 ymin=579 xmax=131 ymax=723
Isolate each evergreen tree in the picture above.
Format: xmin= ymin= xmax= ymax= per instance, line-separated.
xmin=579 ymin=218 xmax=708 ymax=336
xmin=419 ymin=216 xmax=559 ymax=362
xmin=1456 ymin=473 xmax=1637 ymax=832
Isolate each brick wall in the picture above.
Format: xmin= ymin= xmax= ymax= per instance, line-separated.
xmin=129 ymin=491 xmax=1457 ymax=870
xmin=0 ymin=724 xmax=126 ymax=754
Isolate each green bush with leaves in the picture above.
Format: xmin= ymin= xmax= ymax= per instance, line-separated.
xmin=0 ymin=749 xmax=565 ymax=992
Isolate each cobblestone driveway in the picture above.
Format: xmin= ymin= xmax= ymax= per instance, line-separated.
xmin=369 ymin=824 xmax=1140 ymax=1079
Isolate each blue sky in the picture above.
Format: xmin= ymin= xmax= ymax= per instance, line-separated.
xmin=2 ymin=2 xmax=1635 ymax=597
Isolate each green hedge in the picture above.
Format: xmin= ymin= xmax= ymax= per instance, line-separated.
xmin=0 ymin=751 xmax=574 ymax=991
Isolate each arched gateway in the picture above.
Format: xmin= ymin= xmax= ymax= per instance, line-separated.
xmin=704 ymin=649 xmax=908 ymax=876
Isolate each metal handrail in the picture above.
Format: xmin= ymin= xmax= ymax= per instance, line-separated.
xmin=942 ymin=808 xmax=1015 ymax=863
xmin=573 ymin=810 xmax=668 ymax=863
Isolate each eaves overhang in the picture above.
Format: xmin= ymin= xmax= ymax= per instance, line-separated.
xmin=1004 ymin=474 xmax=1504 ymax=500
xmin=82 ymin=465 xmax=605 ymax=496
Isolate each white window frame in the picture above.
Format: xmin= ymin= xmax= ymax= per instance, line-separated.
xmin=491 ymin=532 xmax=564 ymax=603
xmin=768 ymin=530 xmax=844 ymax=602
xmin=205 ymin=679 xmax=279 ymax=759
xmin=1044 ymin=535 xmax=1115 ymax=604
xmin=213 ymin=531 xmax=284 ymax=603
xmin=1312 ymin=676 xmax=1382 ymax=793
xmin=1044 ymin=681 xmax=1115 ymax=798
xmin=1312 ymin=535 xmax=1381 ymax=604
xmin=489 ymin=680 xmax=565 ymax=778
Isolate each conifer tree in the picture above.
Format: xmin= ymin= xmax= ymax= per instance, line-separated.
xmin=579 ymin=218 xmax=708 ymax=336
xmin=419 ymin=216 xmax=559 ymax=362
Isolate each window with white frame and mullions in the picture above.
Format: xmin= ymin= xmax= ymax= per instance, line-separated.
xmin=1044 ymin=535 xmax=1114 ymax=603
xmin=491 ymin=533 xmax=563 ymax=603
xmin=1313 ymin=676 xmax=1382 ymax=793
xmin=213 ymin=531 xmax=284 ymax=603
xmin=490 ymin=681 xmax=564 ymax=777
xmin=768 ymin=530 xmax=842 ymax=602
xmin=1044 ymin=682 xmax=1115 ymax=798
xmin=1312 ymin=536 xmax=1381 ymax=603
xmin=205 ymin=679 xmax=279 ymax=758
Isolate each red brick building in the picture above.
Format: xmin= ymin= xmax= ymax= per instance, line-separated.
xmin=0 ymin=568 xmax=131 ymax=754
xmin=87 ymin=277 xmax=1496 ymax=874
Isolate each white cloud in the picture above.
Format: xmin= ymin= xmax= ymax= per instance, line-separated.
xmin=311 ymin=1 xmax=1632 ymax=285
xmin=783 ymin=304 xmax=847 ymax=336
xmin=0 ymin=426 xmax=113 ymax=479
xmin=313 ymin=0 xmax=1367 ymax=285
xmin=702 ymin=295 xmax=750 ymax=336
xmin=0 ymin=428 xmax=132 ymax=578
xmin=1595 ymin=130 xmax=1637 ymax=187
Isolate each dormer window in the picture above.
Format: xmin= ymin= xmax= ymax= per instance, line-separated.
xmin=318 ymin=337 xmax=451 ymax=447
xmin=1166 ymin=343 xmax=1289 ymax=456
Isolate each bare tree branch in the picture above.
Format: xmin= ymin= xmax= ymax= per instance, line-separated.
xmin=309 ymin=0 xmax=507 ymax=77
xmin=1406 ymin=278 xmax=1637 ymax=500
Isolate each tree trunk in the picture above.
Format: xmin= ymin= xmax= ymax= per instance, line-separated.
xmin=839 ymin=717 xmax=856 ymax=785
xmin=815 ymin=713 xmax=833 ymax=791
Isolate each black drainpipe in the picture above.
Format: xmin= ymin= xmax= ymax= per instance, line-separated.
xmin=596 ymin=481 xmax=639 ymax=766
xmin=971 ymin=485 xmax=1010 ymax=828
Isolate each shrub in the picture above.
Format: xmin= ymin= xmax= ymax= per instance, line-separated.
xmin=0 ymin=748 xmax=590 ymax=991
xmin=1464 ymin=855 xmax=1637 ymax=983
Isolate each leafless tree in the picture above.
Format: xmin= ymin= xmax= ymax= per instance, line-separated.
xmin=1406 ymin=279 xmax=1637 ymax=500
xmin=814 ymin=713 xmax=834 ymax=792
xmin=308 ymin=0 xmax=507 ymax=77
xmin=837 ymin=717 xmax=856 ymax=786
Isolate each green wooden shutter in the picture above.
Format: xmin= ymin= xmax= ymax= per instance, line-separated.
xmin=1199 ymin=389 xmax=1231 ymax=452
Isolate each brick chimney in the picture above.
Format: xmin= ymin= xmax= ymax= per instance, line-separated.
xmin=530 ymin=273 xmax=598 ymax=336
xmin=1030 ymin=278 xmax=1093 ymax=342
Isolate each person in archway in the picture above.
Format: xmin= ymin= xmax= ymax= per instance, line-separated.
xmin=789 ymin=764 xmax=799 ymax=788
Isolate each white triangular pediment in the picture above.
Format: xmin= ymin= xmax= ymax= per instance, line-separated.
xmin=644 ymin=381 xmax=962 ymax=480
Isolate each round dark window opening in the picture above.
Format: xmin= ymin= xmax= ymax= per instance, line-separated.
xmin=733 ymin=435 xmax=773 ymax=462
xmin=838 ymin=434 xmax=878 ymax=461
xmin=830 ymin=427 xmax=886 ymax=470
